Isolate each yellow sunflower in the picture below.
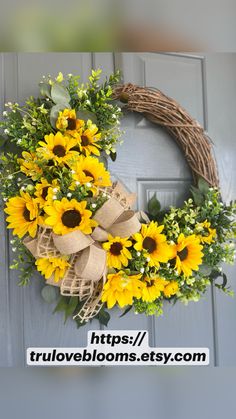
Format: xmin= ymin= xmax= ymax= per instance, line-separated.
xmin=35 ymin=257 xmax=70 ymax=283
xmin=163 ymin=281 xmax=179 ymax=298
xmin=141 ymin=276 xmax=169 ymax=302
xmin=36 ymin=132 xmax=79 ymax=164
xmin=103 ymin=235 xmax=132 ymax=269
xmin=73 ymin=122 xmax=101 ymax=156
xmin=44 ymin=197 xmax=97 ymax=235
xmin=70 ymin=155 xmax=111 ymax=193
xmin=133 ymin=221 xmax=173 ymax=268
xmin=18 ymin=151 xmax=43 ymax=180
xmin=101 ymin=271 xmax=143 ymax=309
xmin=195 ymin=220 xmax=217 ymax=244
xmin=56 ymin=108 xmax=84 ymax=132
xmin=171 ymin=233 xmax=203 ymax=277
xmin=4 ymin=191 xmax=43 ymax=238
xmin=34 ymin=178 xmax=59 ymax=207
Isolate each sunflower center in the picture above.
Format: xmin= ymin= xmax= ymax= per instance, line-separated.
xmin=23 ymin=207 xmax=31 ymax=222
xmin=53 ymin=145 xmax=66 ymax=157
xmin=110 ymin=242 xmax=123 ymax=256
xmin=67 ymin=118 xmax=77 ymax=130
xmin=143 ymin=237 xmax=157 ymax=253
xmin=83 ymin=170 xmax=94 ymax=180
xmin=42 ymin=186 xmax=49 ymax=200
xmin=177 ymin=247 xmax=189 ymax=261
xmin=81 ymin=135 xmax=90 ymax=146
xmin=61 ymin=210 xmax=82 ymax=228
xmin=146 ymin=280 xmax=155 ymax=288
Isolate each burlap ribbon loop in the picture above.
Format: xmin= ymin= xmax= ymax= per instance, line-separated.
xmin=52 ymin=230 xmax=94 ymax=255
xmin=74 ymin=244 xmax=107 ymax=282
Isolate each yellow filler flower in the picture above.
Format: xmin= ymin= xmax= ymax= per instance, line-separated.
xmin=36 ymin=132 xmax=79 ymax=164
xmin=74 ymin=122 xmax=101 ymax=156
xmin=103 ymin=235 xmax=132 ymax=269
xmin=171 ymin=233 xmax=203 ymax=277
xmin=70 ymin=155 xmax=111 ymax=193
xmin=141 ymin=277 xmax=169 ymax=302
xmin=34 ymin=178 xmax=59 ymax=208
xmin=101 ymin=271 xmax=143 ymax=309
xmin=4 ymin=191 xmax=43 ymax=238
xmin=36 ymin=257 xmax=70 ymax=283
xmin=18 ymin=151 xmax=43 ymax=180
xmin=196 ymin=220 xmax=217 ymax=244
xmin=133 ymin=221 xmax=172 ymax=268
xmin=44 ymin=197 xmax=97 ymax=235
xmin=56 ymin=108 xmax=84 ymax=132
xmin=163 ymin=281 xmax=179 ymax=298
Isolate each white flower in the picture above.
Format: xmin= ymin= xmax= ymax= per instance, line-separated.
xmin=136 ymin=251 xmax=141 ymax=257
xmin=140 ymin=268 xmax=145 ymax=274
xmin=208 ymin=201 xmax=213 ymax=206
xmin=92 ymin=203 xmax=97 ymax=208
xmin=10 ymin=239 xmax=15 ymax=244
xmin=75 ymin=181 xmax=80 ymax=186
xmin=7 ymin=175 xmax=13 ymax=180
xmin=52 ymin=195 xmax=57 ymax=200
xmin=17 ymin=177 xmax=22 ymax=182
xmin=166 ymin=263 xmax=170 ymax=268
xmin=71 ymin=170 xmax=75 ymax=174
xmin=102 ymin=193 xmax=107 ymax=198
xmin=67 ymin=193 xmax=72 ymax=198
xmin=67 ymin=73 xmax=73 ymax=78
xmin=3 ymin=197 xmax=8 ymax=202
xmin=53 ymin=188 xmax=58 ymax=193
xmin=209 ymin=248 xmax=213 ymax=253
xmin=222 ymin=257 xmax=226 ymax=262
xmin=12 ymin=248 xmax=16 ymax=252
xmin=86 ymin=182 xmax=92 ymax=188
xmin=218 ymin=267 xmax=222 ymax=272
xmin=17 ymin=139 xmax=22 ymax=144
xmin=85 ymin=100 xmax=91 ymax=105
xmin=4 ymin=129 xmax=9 ymax=134
xmin=3 ymin=111 xmax=7 ymax=117
xmin=146 ymin=256 xmax=151 ymax=262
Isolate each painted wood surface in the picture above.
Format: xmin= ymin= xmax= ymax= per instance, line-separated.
xmin=0 ymin=52 xmax=235 ymax=366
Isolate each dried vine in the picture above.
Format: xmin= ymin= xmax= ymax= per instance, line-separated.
xmin=113 ymin=83 xmax=219 ymax=187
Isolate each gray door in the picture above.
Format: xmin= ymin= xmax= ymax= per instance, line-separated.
xmin=0 ymin=52 xmax=235 ymax=366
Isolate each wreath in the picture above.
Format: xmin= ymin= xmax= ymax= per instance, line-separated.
xmin=0 ymin=69 xmax=235 ymax=329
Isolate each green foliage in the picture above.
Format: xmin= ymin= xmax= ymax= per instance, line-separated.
xmin=95 ymin=306 xmax=110 ymax=326
xmin=41 ymin=285 xmax=60 ymax=304
xmin=148 ymin=194 xmax=161 ymax=218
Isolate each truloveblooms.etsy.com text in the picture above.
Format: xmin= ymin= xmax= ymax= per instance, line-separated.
xmin=27 ymin=331 xmax=209 ymax=366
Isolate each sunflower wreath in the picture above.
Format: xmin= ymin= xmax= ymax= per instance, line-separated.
xmin=0 ymin=69 xmax=235 ymax=328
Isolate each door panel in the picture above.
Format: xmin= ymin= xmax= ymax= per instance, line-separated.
xmin=0 ymin=52 xmax=235 ymax=366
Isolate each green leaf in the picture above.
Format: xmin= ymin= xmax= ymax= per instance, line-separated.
xmin=198 ymin=264 xmax=212 ymax=276
xmin=76 ymin=109 xmax=98 ymax=124
xmin=53 ymin=296 xmax=69 ymax=313
xmin=190 ymin=186 xmax=204 ymax=206
xmin=50 ymin=103 xmax=70 ymax=128
xmin=148 ymin=194 xmax=161 ymax=218
xmin=110 ymin=151 xmax=117 ymax=162
xmin=99 ymin=151 xmax=108 ymax=169
xmin=64 ymin=296 xmax=78 ymax=323
xmin=39 ymin=82 xmax=51 ymax=98
xmin=198 ymin=177 xmax=210 ymax=195
xmin=41 ymin=285 xmax=59 ymax=304
xmin=119 ymin=305 xmax=132 ymax=318
xmin=0 ymin=135 xmax=6 ymax=148
xmin=96 ymin=307 xmax=110 ymax=327
xmin=51 ymin=83 xmax=71 ymax=104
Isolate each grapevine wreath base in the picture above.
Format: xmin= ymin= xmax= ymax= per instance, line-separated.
xmin=0 ymin=70 xmax=235 ymax=328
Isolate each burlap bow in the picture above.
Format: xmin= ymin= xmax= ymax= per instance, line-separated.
xmin=23 ymin=182 xmax=142 ymax=322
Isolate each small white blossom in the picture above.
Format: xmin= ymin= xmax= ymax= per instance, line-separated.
xmin=3 ymin=111 xmax=8 ymax=117
xmin=208 ymin=201 xmax=213 ymax=206
xmin=10 ymin=239 xmax=15 ymax=244
xmin=12 ymin=248 xmax=16 ymax=252
xmin=209 ymin=248 xmax=213 ymax=253
xmin=3 ymin=197 xmax=8 ymax=202
xmin=67 ymin=193 xmax=72 ymax=198
xmin=4 ymin=129 xmax=9 ymax=134
xmin=102 ymin=193 xmax=107 ymax=198
xmin=52 ymin=195 xmax=57 ymax=200
xmin=136 ymin=252 xmax=141 ymax=257
xmin=92 ymin=203 xmax=97 ymax=208
xmin=146 ymin=257 xmax=151 ymax=262
xmin=53 ymin=188 xmax=58 ymax=193
xmin=140 ymin=268 xmax=145 ymax=274
xmin=166 ymin=263 xmax=170 ymax=268
xmin=17 ymin=139 xmax=22 ymax=144
xmin=222 ymin=257 xmax=226 ymax=262
xmin=71 ymin=170 xmax=75 ymax=174
xmin=218 ymin=267 xmax=222 ymax=272
xmin=7 ymin=175 xmax=13 ymax=180
xmin=17 ymin=177 xmax=22 ymax=182
xmin=86 ymin=182 xmax=92 ymax=188
xmin=75 ymin=181 xmax=80 ymax=186
xmin=85 ymin=100 xmax=91 ymax=105
xmin=174 ymin=270 xmax=179 ymax=276
xmin=67 ymin=73 xmax=73 ymax=78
